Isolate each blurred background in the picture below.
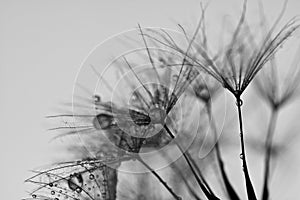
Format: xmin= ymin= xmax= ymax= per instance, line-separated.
xmin=1 ymin=0 xmax=300 ymax=199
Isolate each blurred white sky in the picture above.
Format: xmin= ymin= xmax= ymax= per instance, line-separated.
xmin=0 ymin=0 xmax=300 ymax=199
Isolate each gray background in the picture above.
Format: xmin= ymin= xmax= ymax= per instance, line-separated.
xmin=1 ymin=0 xmax=300 ymax=199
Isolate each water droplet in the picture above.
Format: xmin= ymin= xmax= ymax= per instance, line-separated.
xmin=94 ymin=95 xmax=101 ymax=103
xmin=54 ymin=198 xmax=59 ymax=200
xmin=239 ymin=153 xmax=244 ymax=159
xmin=51 ymin=190 xmax=55 ymax=195
xmin=75 ymin=187 xmax=82 ymax=193
xmin=32 ymin=194 xmax=37 ymax=198
xmin=49 ymin=183 xmax=53 ymax=187
xmin=89 ymin=174 xmax=94 ymax=180
xmin=236 ymin=99 xmax=243 ymax=106
xmin=68 ymin=173 xmax=83 ymax=191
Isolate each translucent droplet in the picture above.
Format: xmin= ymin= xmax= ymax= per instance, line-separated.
xmin=75 ymin=187 xmax=82 ymax=193
xmin=32 ymin=194 xmax=37 ymax=198
xmin=49 ymin=183 xmax=53 ymax=187
xmin=94 ymin=95 xmax=101 ymax=103
xmin=239 ymin=153 xmax=244 ymax=159
xmin=51 ymin=190 xmax=55 ymax=195
xmin=236 ymin=99 xmax=243 ymax=106
xmin=89 ymin=174 xmax=94 ymax=180
xmin=68 ymin=173 xmax=83 ymax=191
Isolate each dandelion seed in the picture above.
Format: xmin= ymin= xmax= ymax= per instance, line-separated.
xmin=255 ymin=44 xmax=300 ymax=109
xmin=25 ymin=159 xmax=119 ymax=200
xmin=145 ymin=5 xmax=299 ymax=98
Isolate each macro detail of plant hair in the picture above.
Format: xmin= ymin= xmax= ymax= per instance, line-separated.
xmin=23 ymin=1 xmax=300 ymax=200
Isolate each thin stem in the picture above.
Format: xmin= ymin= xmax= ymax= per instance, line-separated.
xmin=206 ymin=103 xmax=240 ymax=200
xmin=261 ymin=109 xmax=278 ymax=200
xmin=164 ymin=125 xmax=220 ymax=200
xmin=160 ymin=150 xmax=202 ymax=200
xmin=236 ymin=96 xmax=257 ymax=200
xmin=137 ymin=156 xmax=182 ymax=200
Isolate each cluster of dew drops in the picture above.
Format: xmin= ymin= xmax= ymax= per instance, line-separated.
xmin=29 ymin=161 xmax=112 ymax=200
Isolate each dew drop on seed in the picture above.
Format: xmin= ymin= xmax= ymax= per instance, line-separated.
xmin=89 ymin=174 xmax=94 ymax=180
xmin=68 ymin=173 xmax=83 ymax=191
xmin=75 ymin=187 xmax=82 ymax=193
xmin=94 ymin=95 xmax=101 ymax=103
xmin=236 ymin=99 xmax=243 ymax=106
xmin=239 ymin=153 xmax=243 ymax=159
